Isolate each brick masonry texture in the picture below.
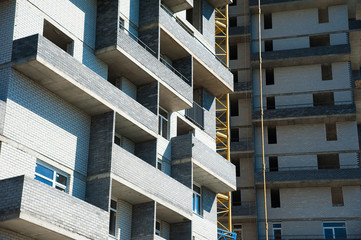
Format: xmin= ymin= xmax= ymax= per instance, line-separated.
xmin=234 ymin=81 xmax=252 ymax=92
xmin=135 ymin=139 xmax=158 ymax=167
xmin=170 ymin=221 xmax=192 ymax=240
xmin=86 ymin=176 xmax=111 ymax=211
xmin=171 ymin=133 xmax=236 ymax=187
xmin=137 ymin=82 xmax=159 ymax=115
xmin=131 ymin=202 xmax=156 ymax=240
xmin=0 ymin=175 xmax=108 ymax=239
xmin=231 ymin=140 xmax=254 ymax=152
xmin=95 ymin=0 xmax=119 ymax=50
xmin=12 ymin=34 xmax=158 ymax=134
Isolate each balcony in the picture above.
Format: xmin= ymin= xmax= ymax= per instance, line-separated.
xmin=171 ymin=134 xmax=236 ymax=193
xmin=162 ymin=0 xmax=193 ymax=13
xmin=185 ymin=102 xmax=204 ymax=129
xmin=11 ymin=34 xmax=157 ymax=141
xmin=0 ymin=175 xmax=108 ymax=239
xmin=251 ymin=45 xmax=350 ymax=68
xmin=111 ymin=144 xmax=193 ymax=222
xmin=232 ymin=201 xmax=257 ymax=217
xmin=231 ymin=139 xmax=254 ymax=152
xmin=159 ymin=5 xmax=233 ymax=96
xmin=95 ymin=26 xmax=192 ymax=112
xmin=255 ymin=165 xmax=361 ymax=187
xmin=234 ymin=81 xmax=252 ymax=92
xmin=252 ymin=104 xmax=356 ymax=125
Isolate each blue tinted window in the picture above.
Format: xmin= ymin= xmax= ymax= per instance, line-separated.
xmin=335 ymin=228 xmax=347 ymax=239
xmin=35 ymin=175 xmax=52 ymax=186
xmin=324 ymin=223 xmax=345 ymax=228
xmin=35 ymin=163 xmax=53 ymax=179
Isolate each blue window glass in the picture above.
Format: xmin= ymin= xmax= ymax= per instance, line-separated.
xmin=334 ymin=228 xmax=347 ymax=239
xmin=35 ymin=175 xmax=52 ymax=186
xmin=324 ymin=223 xmax=346 ymax=228
xmin=35 ymin=163 xmax=54 ymax=179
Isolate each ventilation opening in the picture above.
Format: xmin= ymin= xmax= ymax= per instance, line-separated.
xmin=268 ymin=126 xmax=277 ymax=144
xmin=264 ymin=13 xmax=272 ymax=29
xmin=265 ymin=40 xmax=273 ymax=51
xmin=266 ymin=69 xmax=274 ymax=85
xmin=318 ymin=8 xmax=329 ymax=24
xmin=43 ymin=20 xmax=73 ymax=55
xmin=322 ymin=63 xmax=333 ymax=80
xmin=310 ymin=34 xmax=330 ymax=47
xmin=317 ymin=154 xmax=340 ymax=169
xmin=267 ymin=96 xmax=275 ymax=110
xmin=269 ymin=156 xmax=278 ymax=172
xmin=313 ymin=92 xmax=334 ymax=106
xmin=331 ymin=187 xmax=344 ymax=207
xmin=271 ymin=188 xmax=280 ymax=208
xmin=326 ymin=123 xmax=337 ymax=141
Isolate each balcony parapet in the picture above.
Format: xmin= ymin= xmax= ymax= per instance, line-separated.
xmin=172 ymin=134 xmax=236 ymax=193
xmin=231 ymin=139 xmax=254 ymax=152
xmin=0 ymin=175 xmax=108 ymax=239
xmin=234 ymin=81 xmax=252 ymax=92
xmin=11 ymin=34 xmax=158 ymax=141
xmin=232 ymin=201 xmax=257 ymax=217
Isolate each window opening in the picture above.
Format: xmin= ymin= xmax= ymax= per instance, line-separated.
xmin=331 ymin=187 xmax=344 ymax=207
xmin=269 ymin=156 xmax=278 ymax=172
xmin=230 ymin=45 xmax=238 ymax=60
xmin=193 ymin=184 xmax=202 ymax=215
xmin=232 ymin=189 xmax=242 ymax=205
xmin=109 ymin=200 xmax=117 ymax=236
xmin=318 ymin=8 xmax=329 ymax=24
xmin=234 ymin=224 xmax=243 ymax=240
xmin=155 ymin=220 xmax=161 ymax=236
xmin=313 ymin=92 xmax=334 ymax=106
xmin=273 ymin=223 xmax=282 ymax=240
xmin=35 ymin=162 xmax=68 ymax=192
xmin=310 ymin=34 xmax=330 ymax=47
xmin=266 ymin=69 xmax=274 ymax=85
xmin=232 ymin=70 xmax=239 ymax=83
xmin=264 ymin=13 xmax=272 ymax=29
xmin=323 ymin=222 xmax=346 ymax=239
xmin=230 ymin=99 xmax=239 ymax=116
xmin=159 ymin=107 xmax=169 ymax=139
xmin=271 ymin=189 xmax=280 ymax=208
xmin=43 ymin=20 xmax=74 ymax=55
xmin=317 ymin=154 xmax=340 ymax=169
xmin=230 ymin=17 xmax=237 ymax=27
xmin=231 ymin=128 xmax=239 ymax=142
xmin=268 ymin=127 xmax=277 ymax=144
xmin=267 ymin=96 xmax=275 ymax=110
xmin=232 ymin=159 xmax=240 ymax=177
xmin=186 ymin=0 xmax=202 ymax=33
xmin=322 ymin=64 xmax=333 ymax=80
xmin=326 ymin=123 xmax=337 ymax=141
xmin=265 ymin=40 xmax=273 ymax=52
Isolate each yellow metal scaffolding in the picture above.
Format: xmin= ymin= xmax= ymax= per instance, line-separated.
xmin=215 ymin=4 xmax=233 ymax=235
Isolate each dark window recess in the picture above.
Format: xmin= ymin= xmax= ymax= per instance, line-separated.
xmin=331 ymin=187 xmax=344 ymax=207
xmin=265 ymin=40 xmax=273 ymax=52
xmin=313 ymin=92 xmax=334 ymax=106
xmin=310 ymin=34 xmax=330 ymax=47
xmin=267 ymin=96 xmax=275 ymax=110
xmin=230 ymin=100 xmax=239 ymax=116
xmin=230 ymin=0 xmax=237 ymax=6
xmin=231 ymin=159 xmax=240 ymax=177
xmin=269 ymin=156 xmax=278 ymax=172
xmin=114 ymin=135 xmax=121 ymax=146
xmin=230 ymin=17 xmax=237 ymax=27
xmin=232 ymin=70 xmax=239 ymax=83
xmin=271 ymin=189 xmax=280 ymax=208
xmin=317 ymin=154 xmax=340 ymax=169
xmin=268 ymin=127 xmax=277 ymax=144
xmin=266 ymin=69 xmax=274 ymax=85
xmin=232 ymin=190 xmax=242 ymax=205
xmin=322 ymin=64 xmax=333 ymax=80
xmin=186 ymin=0 xmax=202 ymax=33
xmin=318 ymin=8 xmax=329 ymax=24
xmin=326 ymin=123 xmax=337 ymax=141
xmin=230 ymin=45 xmax=238 ymax=60
xmin=231 ymin=128 xmax=239 ymax=142
xmin=43 ymin=20 xmax=74 ymax=55
xmin=264 ymin=13 xmax=272 ymax=29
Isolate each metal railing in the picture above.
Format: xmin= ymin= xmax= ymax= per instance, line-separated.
xmin=160 ymin=4 xmax=230 ymax=70
xmin=185 ymin=102 xmax=205 ymax=129
xmin=119 ymin=24 xmax=191 ymax=85
xmin=218 ymin=229 xmax=237 ymax=240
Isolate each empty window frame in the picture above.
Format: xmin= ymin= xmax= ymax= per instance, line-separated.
xmin=266 ymin=69 xmax=274 ymax=85
xmin=326 ymin=123 xmax=337 ymax=141
xmin=269 ymin=156 xmax=278 ymax=172
xmin=271 ymin=189 xmax=280 ymax=208
xmin=264 ymin=13 xmax=272 ymax=29
xmin=273 ymin=223 xmax=282 ymax=240
xmin=230 ymin=99 xmax=239 ymax=116
xmin=231 ymin=128 xmax=239 ymax=142
xmin=230 ymin=16 xmax=237 ymax=27
xmin=317 ymin=154 xmax=340 ymax=169
xmin=268 ymin=126 xmax=277 ymax=144
xmin=313 ymin=92 xmax=334 ymax=106
xmin=323 ymin=222 xmax=347 ymax=239
xmin=230 ymin=45 xmax=238 ymax=60
xmin=43 ymin=20 xmax=74 ymax=55
xmin=159 ymin=107 xmax=169 ymax=139
xmin=109 ymin=200 xmax=117 ymax=236
xmin=310 ymin=34 xmax=330 ymax=47
xmin=267 ymin=96 xmax=275 ymax=110
xmin=265 ymin=40 xmax=273 ymax=51
xmin=193 ymin=184 xmax=202 ymax=215
xmin=331 ymin=187 xmax=344 ymax=207
xmin=318 ymin=8 xmax=329 ymax=24
xmin=35 ymin=161 xmax=68 ymax=192
xmin=322 ymin=63 xmax=333 ymax=80
xmin=232 ymin=189 xmax=242 ymax=206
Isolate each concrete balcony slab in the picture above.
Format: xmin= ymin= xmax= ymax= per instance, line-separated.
xmin=162 ymin=0 xmax=193 ymax=13
xmin=111 ymin=144 xmax=193 ymax=223
xmin=11 ymin=34 xmax=157 ymax=142
xmin=0 ymin=175 xmax=108 ymax=240
xmin=172 ymin=134 xmax=236 ymax=193
xmin=208 ymin=0 xmax=233 ymax=8
xmin=251 ymin=45 xmax=351 ymax=68
xmin=95 ymin=29 xmax=192 ymax=112
xmin=159 ymin=6 xmax=233 ymax=96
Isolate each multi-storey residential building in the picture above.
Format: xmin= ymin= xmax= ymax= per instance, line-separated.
xmin=0 ymin=0 xmax=236 ymax=239
xmin=229 ymin=0 xmax=361 ymax=239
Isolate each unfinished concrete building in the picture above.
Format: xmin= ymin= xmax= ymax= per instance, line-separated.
xmin=0 ymin=0 xmax=236 ymax=239
xmin=229 ymin=0 xmax=361 ymax=239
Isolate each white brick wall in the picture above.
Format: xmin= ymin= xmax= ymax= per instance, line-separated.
xmin=0 ymin=1 xmax=16 ymax=65
xmin=117 ymin=199 xmax=132 ymax=240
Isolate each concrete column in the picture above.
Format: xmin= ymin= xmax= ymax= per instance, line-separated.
xmin=137 ymin=82 xmax=159 ymax=115
xmin=131 ymin=201 xmax=156 ymax=240
xmin=173 ymin=55 xmax=193 ymax=86
xmin=135 ymin=139 xmax=157 ymax=167
xmin=170 ymin=221 xmax=192 ymax=240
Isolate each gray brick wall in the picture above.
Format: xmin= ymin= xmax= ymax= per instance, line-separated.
xmin=135 ymin=139 xmax=158 ymax=167
xmin=131 ymin=201 xmax=156 ymax=240
xmin=173 ymin=56 xmax=193 ymax=86
xmin=0 ymin=175 xmax=109 ymax=239
xmin=202 ymin=88 xmax=216 ymax=138
xmin=202 ymin=0 xmax=215 ymax=47
xmin=137 ymin=82 xmax=159 ymax=115
xmin=95 ymin=0 xmax=119 ymax=50
xmin=170 ymin=221 xmax=192 ymax=240
xmin=86 ymin=177 xmax=111 ymax=211
xmin=171 ymin=161 xmax=193 ymax=188
xmin=0 ymin=1 xmax=15 ymax=65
